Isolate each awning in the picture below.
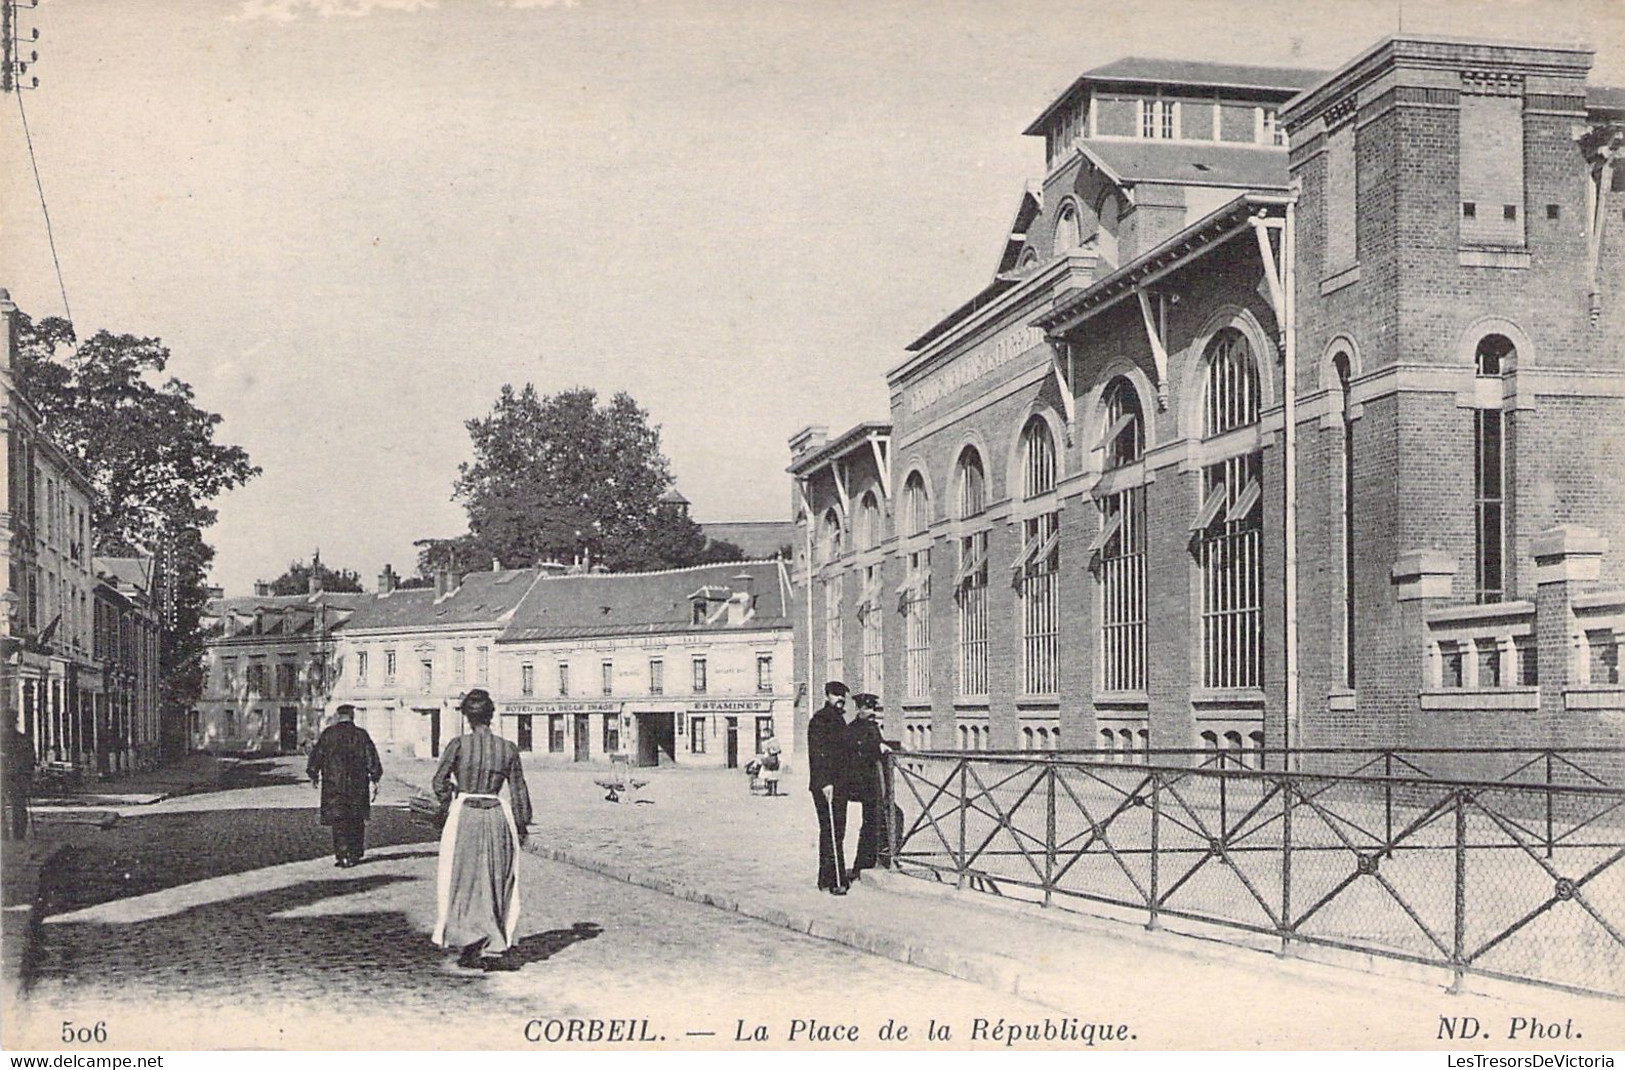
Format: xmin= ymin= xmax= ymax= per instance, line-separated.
xmin=1225 ymin=476 xmax=1261 ymax=524
xmin=1191 ymin=484 xmax=1228 ymax=533
xmin=1087 ymin=509 xmax=1124 ymax=555
xmin=1011 ymin=521 xmax=1062 ymax=576
xmin=955 ymin=541 xmax=988 ymax=587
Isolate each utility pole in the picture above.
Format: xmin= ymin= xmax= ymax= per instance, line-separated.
xmin=2 ymin=0 xmax=42 ymax=95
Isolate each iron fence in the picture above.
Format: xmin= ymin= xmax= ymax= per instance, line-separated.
xmin=882 ymin=749 xmax=1625 ymax=999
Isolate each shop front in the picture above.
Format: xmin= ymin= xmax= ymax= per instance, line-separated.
xmin=499 ymin=699 xmax=622 ymax=765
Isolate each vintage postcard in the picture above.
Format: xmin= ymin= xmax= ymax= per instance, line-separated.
xmin=1 ymin=0 xmax=1622 ymax=1058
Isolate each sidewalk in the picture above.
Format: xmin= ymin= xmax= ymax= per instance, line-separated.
xmin=393 ymin=758 xmax=1624 ymax=1048
xmin=30 ymin=753 xmax=236 ymax=807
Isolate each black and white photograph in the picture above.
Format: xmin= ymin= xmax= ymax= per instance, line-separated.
xmin=1 ymin=0 xmax=1622 ymax=1057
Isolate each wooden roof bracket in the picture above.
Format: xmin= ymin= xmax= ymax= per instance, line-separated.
xmin=1250 ymin=214 xmax=1287 ymax=352
xmin=1135 ymin=288 xmax=1171 ymax=410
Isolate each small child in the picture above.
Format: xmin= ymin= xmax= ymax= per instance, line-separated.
xmin=759 ymin=740 xmax=783 ymax=797
xmin=743 ymin=757 xmax=765 ymax=795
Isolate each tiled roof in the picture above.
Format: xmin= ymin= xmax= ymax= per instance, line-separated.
xmin=205 ymin=590 xmax=368 ymax=638
xmin=1079 ymin=139 xmax=1289 ymax=190
xmin=343 ymin=568 xmax=542 ymax=632
xmin=501 ymin=560 xmax=790 ymax=644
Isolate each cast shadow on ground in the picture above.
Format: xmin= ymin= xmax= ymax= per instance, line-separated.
xmin=508 ymin=922 xmax=604 ymax=967
xmin=23 ymin=874 xmax=488 ymax=1000
xmin=38 ymin=807 xmax=439 ymax=915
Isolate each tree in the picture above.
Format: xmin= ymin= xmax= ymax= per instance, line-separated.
xmin=14 ymin=312 xmax=260 ymax=710
xmin=268 ymin=557 xmax=364 ymax=596
xmin=441 ymin=385 xmax=718 ymax=572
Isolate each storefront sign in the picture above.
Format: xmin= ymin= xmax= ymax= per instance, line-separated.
xmin=501 ymin=700 xmax=620 ymax=715
xmin=908 ymin=323 xmax=1046 ymax=414
xmin=688 ymin=699 xmax=774 ymax=713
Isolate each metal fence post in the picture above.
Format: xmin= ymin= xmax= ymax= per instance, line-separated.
xmin=1044 ymin=758 xmax=1056 ymax=907
xmin=883 ymin=752 xmax=900 ymax=871
xmin=957 ymin=759 xmax=968 ymax=890
xmin=1384 ymin=750 xmax=1394 ymax=860
xmin=1279 ymin=773 xmax=1293 ymax=958
xmin=1451 ymin=788 xmax=1467 ymax=994
xmin=1147 ymin=770 xmax=1161 ymax=931
xmin=1545 ymin=750 xmax=1555 ymax=860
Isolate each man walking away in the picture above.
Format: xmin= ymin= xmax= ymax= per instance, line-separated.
xmin=807 ymin=680 xmax=852 ymax=894
xmin=2 ymin=722 xmax=33 ymax=841
xmin=307 ymin=704 xmax=384 ymax=868
xmin=846 ymin=693 xmax=888 ymax=882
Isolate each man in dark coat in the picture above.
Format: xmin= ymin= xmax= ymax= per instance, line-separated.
xmin=307 ymin=705 xmax=384 ymax=868
xmin=807 ymin=680 xmax=853 ymax=894
xmin=846 ymin=693 xmax=887 ymax=881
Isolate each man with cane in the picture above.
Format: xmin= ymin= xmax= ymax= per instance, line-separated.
xmin=807 ymin=680 xmax=854 ymax=895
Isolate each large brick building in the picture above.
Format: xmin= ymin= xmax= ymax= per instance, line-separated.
xmin=789 ymin=37 xmax=1625 ymax=764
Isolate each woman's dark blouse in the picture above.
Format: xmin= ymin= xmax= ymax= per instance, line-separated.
xmin=431 ymin=727 xmax=533 ymax=829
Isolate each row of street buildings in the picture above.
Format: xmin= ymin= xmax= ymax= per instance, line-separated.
xmin=1 ymin=291 xmax=165 ymax=776
xmin=789 ymin=34 xmax=1625 ymax=767
xmin=194 ymin=558 xmax=797 ymax=769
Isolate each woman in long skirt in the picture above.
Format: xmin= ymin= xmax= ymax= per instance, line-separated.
xmin=432 ymin=688 xmax=533 ymax=971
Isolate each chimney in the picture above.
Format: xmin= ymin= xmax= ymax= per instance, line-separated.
xmin=788 ymin=424 xmax=829 ymax=461
xmin=727 ymin=571 xmax=757 ymax=623
xmin=308 ymin=571 xmax=322 ymax=595
xmin=253 ymin=581 xmax=271 ymax=597
xmin=377 ymin=563 xmax=398 ymax=594
xmin=492 ymin=556 xmax=502 ymax=572
xmin=0 ymin=288 xmax=16 ymax=377
xmin=434 ymin=566 xmax=455 ymax=599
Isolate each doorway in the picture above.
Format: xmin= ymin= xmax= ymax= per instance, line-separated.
xmin=635 ymin=712 xmax=675 ymax=767
xmin=573 ymin=714 xmax=591 ymax=762
xmin=725 ymin=717 xmax=738 ymax=769
xmin=279 ymin=707 xmax=299 ymax=753
xmin=417 ymin=707 xmax=442 ymax=757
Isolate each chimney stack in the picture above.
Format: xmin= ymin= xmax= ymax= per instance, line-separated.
xmin=434 ymin=566 xmax=455 ymax=599
xmin=253 ymin=581 xmax=270 ymax=597
xmin=377 ymin=564 xmax=398 ymax=594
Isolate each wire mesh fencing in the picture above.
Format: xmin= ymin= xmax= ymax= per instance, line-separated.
xmin=883 ymin=749 xmax=1625 ymax=998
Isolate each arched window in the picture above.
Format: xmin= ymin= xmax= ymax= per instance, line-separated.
xmin=1203 ymin=328 xmax=1260 ymax=438
xmin=819 ymin=509 xmax=843 ymax=563
xmin=955 ymin=447 xmax=990 ymax=697
xmin=1017 ymin=418 xmax=1060 ymax=694
xmin=901 ymin=471 xmax=933 ymax=701
xmin=1021 ymin=418 xmax=1057 ymax=498
xmin=1100 ymin=728 xmax=1116 ymax=760
xmin=1224 ymin=730 xmax=1244 ymax=767
xmin=1022 ymin=726 xmax=1035 ymax=750
xmin=1473 ymin=335 xmax=1514 ymax=603
xmin=1035 ymin=726 xmax=1050 ymax=750
xmin=1102 ymin=377 xmax=1144 ymax=469
xmin=1334 ymin=352 xmax=1355 ymax=688
xmin=1054 ymin=203 xmax=1082 ymax=254
xmin=903 ymin=471 xmax=930 ymax=537
xmin=1195 ymin=328 xmax=1264 ymax=690
xmin=1136 ymin=728 xmax=1150 ymax=760
xmin=958 ymin=724 xmax=969 ymax=750
xmin=1017 ymin=247 xmax=1040 ymax=272
xmin=857 ymin=492 xmax=882 ymax=552
xmin=956 ymin=448 xmax=986 ymax=519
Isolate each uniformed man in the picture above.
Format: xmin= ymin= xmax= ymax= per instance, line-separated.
xmin=846 ymin=693 xmax=888 ymax=881
xmin=807 ymin=680 xmax=853 ymax=894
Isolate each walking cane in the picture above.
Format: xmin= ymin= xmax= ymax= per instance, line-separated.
xmin=822 ymin=787 xmax=848 ymax=892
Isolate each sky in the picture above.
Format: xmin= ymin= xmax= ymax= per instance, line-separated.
xmin=2 ymin=0 xmax=1621 ymax=596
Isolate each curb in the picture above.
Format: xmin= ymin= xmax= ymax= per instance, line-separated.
xmin=523 ymin=841 xmax=1068 ymax=1010
xmin=1 ymin=842 xmax=66 ymax=996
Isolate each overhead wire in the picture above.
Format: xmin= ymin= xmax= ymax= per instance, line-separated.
xmin=13 ymin=80 xmax=73 ymax=330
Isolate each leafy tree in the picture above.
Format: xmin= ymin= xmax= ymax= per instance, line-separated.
xmin=14 ymin=312 xmax=260 ymax=711
xmin=268 ymin=557 xmax=364 ymax=596
xmin=441 ymin=385 xmax=719 ymax=572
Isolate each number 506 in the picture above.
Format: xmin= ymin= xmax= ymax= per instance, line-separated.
xmin=62 ymin=1021 xmax=107 ymax=1044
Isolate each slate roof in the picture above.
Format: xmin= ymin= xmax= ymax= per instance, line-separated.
xmin=343 ymin=568 xmax=542 ymax=632
xmin=501 ymin=560 xmax=790 ymax=643
xmin=1590 ymin=85 xmax=1625 ymax=118
xmin=206 ymin=590 xmax=368 ymax=638
xmin=1078 ymin=139 xmax=1289 ymax=190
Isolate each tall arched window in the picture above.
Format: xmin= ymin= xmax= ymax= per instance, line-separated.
xmin=857 ymin=492 xmax=884 ymax=696
xmin=1193 ymin=329 xmax=1263 ymax=690
xmin=1334 ymin=352 xmax=1356 ymax=687
xmin=820 ymin=509 xmax=844 ymax=686
xmin=901 ymin=471 xmax=932 ymax=701
xmin=1097 ymin=378 xmax=1147 ymax=692
xmin=1054 ymin=203 xmax=1082 ymax=254
xmin=954 ymin=448 xmax=989 ymax=696
xmin=1016 ymin=418 xmax=1060 ymax=693
xmin=819 ymin=509 xmax=843 ymax=564
xmin=1474 ymin=335 xmax=1514 ymax=604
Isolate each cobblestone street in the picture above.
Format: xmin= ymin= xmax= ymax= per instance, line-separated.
xmin=4 ymin=756 xmax=1067 ymax=1051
